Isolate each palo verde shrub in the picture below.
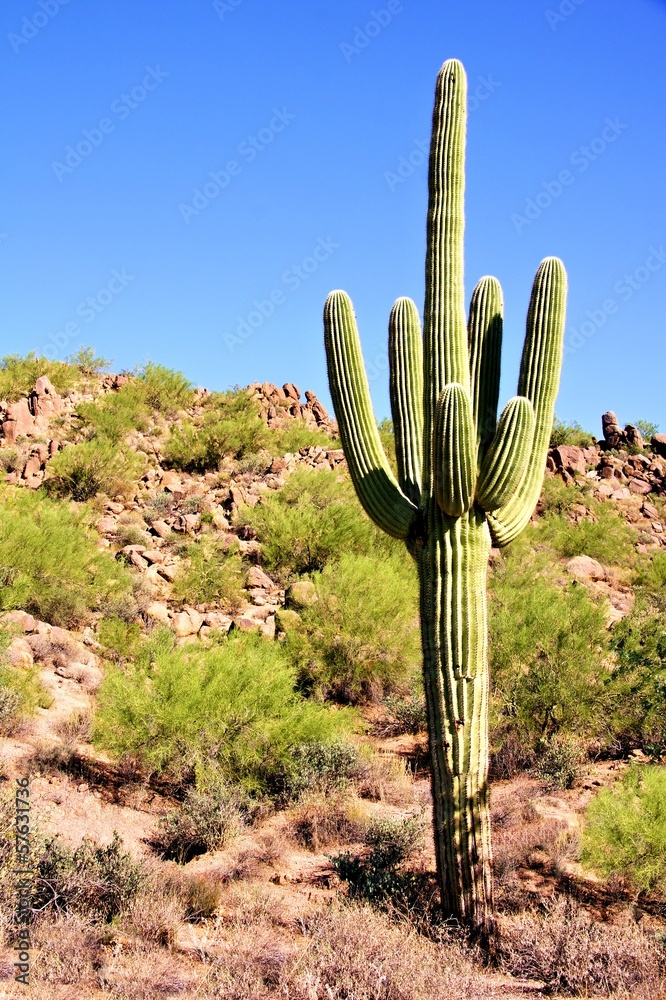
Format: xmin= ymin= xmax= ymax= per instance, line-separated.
xmin=0 ymin=352 xmax=83 ymax=401
xmin=46 ymin=438 xmax=146 ymax=501
xmin=288 ymin=551 xmax=420 ymax=703
xmin=0 ymin=489 xmax=133 ymax=628
xmin=268 ymin=420 xmax=338 ymax=456
xmin=163 ymin=390 xmax=267 ymax=471
xmin=608 ymin=592 xmax=666 ymax=756
xmin=240 ymin=467 xmax=398 ymax=581
xmin=549 ymin=417 xmax=596 ymax=448
xmin=489 ymin=536 xmax=612 ymax=770
xmin=582 ymin=765 xmax=666 ymax=896
xmin=93 ymin=631 xmax=353 ymax=793
xmin=538 ymin=500 xmax=636 ymax=567
xmin=172 ymin=536 xmax=245 ymax=610
xmin=137 ymin=362 xmax=194 ymax=415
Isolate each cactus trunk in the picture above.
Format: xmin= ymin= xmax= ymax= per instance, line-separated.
xmin=418 ymin=508 xmax=493 ymax=924
xmin=323 ymin=57 xmax=566 ymax=928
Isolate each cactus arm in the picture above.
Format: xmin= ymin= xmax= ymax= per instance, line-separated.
xmin=487 ymin=257 xmax=567 ymax=546
xmin=434 ymin=384 xmax=477 ymax=517
xmin=389 ymin=297 xmax=424 ymax=506
xmin=468 ymin=276 xmax=503 ymax=460
xmin=476 ymin=397 xmax=535 ymax=511
xmin=324 ymin=290 xmax=418 ymax=540
xmin=423 ymin=59 xmax=468 ymax=491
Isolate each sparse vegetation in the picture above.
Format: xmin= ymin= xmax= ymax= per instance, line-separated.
xmin=172 ymin=536 xmax=245 ymax=610
xmin=164 ymin=390 xmax=267 ymax=471
xmin=550 ymin=417 xmax=597 ymax=448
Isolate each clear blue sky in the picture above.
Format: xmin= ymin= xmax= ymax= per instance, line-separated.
xmin=2 ymin=0 xmax=665 ymax=436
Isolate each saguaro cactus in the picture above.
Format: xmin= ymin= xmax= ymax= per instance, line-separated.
xmin=323 ymin=59 xmax=567 ymax=929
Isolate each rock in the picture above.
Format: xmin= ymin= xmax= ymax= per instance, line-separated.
xmin=157 ymin=564 xmax=177 ymax=582
xmin=613 ymin=487 xmax=632 ymax=500
xmin=96 ymin=515 xmax=118 ymax=534
xmin=172 ymin=608 xmax=204 ymax=637
xmin=2 ymin=398 xmax=35 ymax=443
xmin=106 ymin=501 xmax=125 ymax=515
xmin=601 ymin=411 xmax=624 ymax=449
xmin=160 ymin=470 xmax=184 ymax=493
xmin=211 ymin=508 xmax=230 ymax=531
xmin=0 ymin=610 xmax=37 ymax=633
xmin=145 ymin=602 xmax=171 ymax=626
xmin=624 ymin=424 xmax=644 ymax=449
xmin=552 ymin=445 xmax=586 ymax=477
xmin=55 ymin=660 xmax=103 ymax=690
xmin=275 ymin=608 xmax=301 ymax=633
xmin=233 ymin=616 xmax=263 ymax=634
xmin=203 ymin=613 xmax=233 ymax=632
xmin=142 ymin=549 xmax=164 ymax=564
xmin=651 ymin=434 xmax=666 ymax=459
xmin=30 ymin=376 xmax=62 ymax=419
xmin=283 ymin=383 xmax=300 ymax=401
xmin=566 ymin=555 xmax=606 ymax=581
xmin=261 ymin=617 xmax=276 ymax=639
xmin=246 ymin=566 xmax=274 ymax=590
xmin=642 ymin=501 xmax=660 ymax=520
xmin=629 ymin=478 xmax=652 ymax=496
xmin=6 ymin=637 xmax=34 ymax=669
xmin=285 ymin=580 xmax=318 ymax=609
xmin=150 ymin=519 xmax=171 ymax=539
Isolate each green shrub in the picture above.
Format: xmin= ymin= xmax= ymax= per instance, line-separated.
xmin=268 ymin=421 xmax=338 ymax=456
xmin=0 ymin=352 xmax=82 ymax=402
xmin=172 ymin=537 xmax=245 ymax=610
xmin=75 ymin=383 xmax=150 ymax=442
xmin=582 ymin=766 xmax=666 ymax=895
xmin=331 ymin=815 xmax=424 ymax=906
xmin=34 ymin=831 xmax=145 ymax=919
xmin=538 ymin=502 xmax=635 ymax=567
xmin=47 ymin=438 xmax=145 ymax=501
xmin=550 ymin=418 xmax=596 ymax=448
xmin=634 ymin=551 xmax=666 ymax=594
xmin=539 ymin=475 xmax=589 ymax=516
xmin=97 ymin=617 xmax=142 ymax=663
xmin=93 ymin=631 xmax=353 ymax=793
xmin=635 ymin=419 xmax=659 ymax=440
xmin=67 ymin=346 xmax=111 ymax=376
xmin=163 ymin=390 xmax=267 ymax=472
xmin=289 ymin=552 xmax=420 ymax=703
xmin=609 ymin=593 xmax=666 ymax=756
xmin=0 ymin=489 xmax=133 ymax=627
xmin=0 ymin=632 xmax=43 ymax=734
xmin=240 ymin=467 xmax=396 ymax=581
xmin=153 ymin=785 xmax=247 ymax=863
xmin=137 ymin=362 xmax=194 ymax=415
xmin=281 ymin=739 xmax=362 ymax=800
xmin=489 ymin=537 xmax=613 ymax=767
xmin=380 ymin=691 xmax=428 ymax=736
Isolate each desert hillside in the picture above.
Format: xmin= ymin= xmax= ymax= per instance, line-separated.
xmin=1 ymin=353 xmax=666 ymax=999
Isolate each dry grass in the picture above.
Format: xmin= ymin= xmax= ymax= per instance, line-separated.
xmin=289 ymin=790 xmax=369 ymax=851
xmin=356 ymin=752 xmax=417 ymax=806
xmin=496 ymin=898 xmax=666 ymax=997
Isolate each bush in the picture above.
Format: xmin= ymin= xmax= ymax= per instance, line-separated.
xmin=153 ymin=785 xmax=247 ymax=863
xmin=163 ymin=390 xmax=267 ymax=472
xmin=379 ymin=691 xmax=428 ymax=736
xmin=268 ymin=421 xmax=338 ymax=456
xmin=608 ymin=593 xmax=666 ymax=756
xmin=582 ymin=766 xmax=666 ymax=896
xmin=46 ymin=438 xmax=145 ymax=501
xmin=0 ymin=489 xmax=133 ymax=627
xmin=137 ymin=362 xmax=194 ymax=415
xmin=67 ymin=346 xmax=111 ymax=376
xmin=241 ymin=467 xmax=396 ymax=581
xmin=172 ymin=537 xmax=245 ymax=610
xmin=289 ymin=552 xmax=420 ymax=703
xmin=538 ymin=500 xmax=636 ymax=567
xmin=331 ymin=815 xmax=424 ymax=906
xmin=34 ymin=831 xmax=145 ymax=920
xmin=550 ymin=418 xmax=596 ymax=448
xmin=75 ymin=383 xmax=150 ymax=443
xmin=93 ymin=631 xmax=353 ymax=793
xmin=280 ymin=739 xmax=362 ymax=800
xmin=636 ymin=419 xmax=659 ymax=440
xmin=0 ymin=352 xmax=82 ymax=402
xmin=489 ymin=537 xmax=613 ymax=768
xmin=634 ymin=550 xmax=666 ymax=593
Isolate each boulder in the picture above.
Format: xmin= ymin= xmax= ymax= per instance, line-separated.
xmin=275 ymin=608 xmax=301 ymax=633
xmin=565 ymin=555 xmax=606 ymax=582
xmin=552 ymin=445 xmax=586 ymax=477
xmin=285 ymin=580 xmax=318 ymax=610
xmin=2 ymin=398 xmax=35 ymax=443
xmin=145 ymin=602 xmax=171 ymax=626
xmin=6 ymin=637 xmax=34 ymax=669
xmin=30 ymin=376 xmax=62 ymax=419
xmin=172 ymin=608 xmax=203 ymax=637
xmin=651 ymin=434 xmax=666 ymax=459
xmin=246 ymin=566 xmax=274 ymax=590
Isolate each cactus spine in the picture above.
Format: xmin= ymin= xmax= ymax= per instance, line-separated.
xmin=323 ymin=58 xmax=567 ymax=928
